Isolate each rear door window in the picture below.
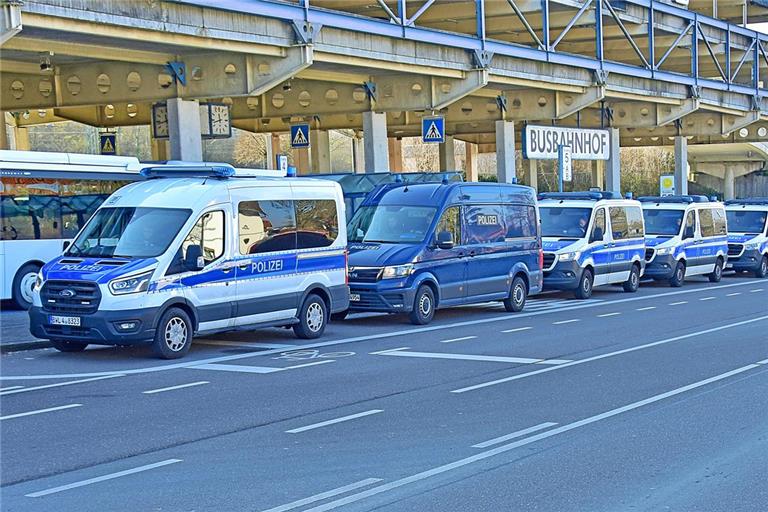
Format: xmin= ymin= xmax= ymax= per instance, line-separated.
xmin=295 ymin=199 xmax=339 ymax=249
xmin=504 ymin=204 xmax=537 ymax=239
xmin=238 ymin=200 xmax=297 ymax=254
xmin=609 ymin=207 xmax=629 ymax=240
xmin=698 ymin=208 xmax=716 ymax=237
xmin=625 ymin=206 xmax=644 ymax=238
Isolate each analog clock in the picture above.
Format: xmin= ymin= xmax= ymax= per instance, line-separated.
xmin=210 ymin=104 xmax=231 ymax=137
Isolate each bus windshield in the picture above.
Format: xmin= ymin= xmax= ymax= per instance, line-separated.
xmin=348 ymin=205 xmax=437 ymax=244
xmin=726 ymin=210 xmax=767 ymax=234
xmin=642 ymin=209 xmax=684 ymax=236
xmin=539 ymin=207 xmax=593 ymax=238
xmin=67 ymin=207 xmax=191 ymax=258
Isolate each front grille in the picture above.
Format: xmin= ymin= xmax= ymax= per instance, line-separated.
xmin=349 ymin=267 xmax=382 ymax=283
xmin=350 ymin=289 xmax=390 ymax=309
xmin=728 ymin=244 xmax=744 ymax=257
xmin=543 ymin=253 xmax=556 ymax=270
xmin=44 ymin=325 xmax=92 ymax=337
xmin=645 ymin=248 xmax=655 ymax=262
xmin=41 ymin=280 xmax=101 ymax=314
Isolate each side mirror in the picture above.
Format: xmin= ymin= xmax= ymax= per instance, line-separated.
xmin=683 ymin=226 xmax=695 ymax=239
xmin=62 ymin=240 xmax=71 ymax=251
xmin=436 ymin=231 xmax=455 ymax=250
xmin=590 ymin=227 xmax=604 ymax=243
xmin=184 ymin=245 xmax=205 ymax=271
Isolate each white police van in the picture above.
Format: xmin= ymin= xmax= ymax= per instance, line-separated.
xmin=29 ymin=164 xmax=349 ymax=358
xmin=539 ymin=192 xmax=646 ymax=299
xmin=640 ymin=195 xmax=728 ymax=286
xmin=724 ymin=198 xmax=768 ymax=278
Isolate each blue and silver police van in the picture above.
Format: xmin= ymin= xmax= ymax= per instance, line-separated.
xmin=344 ymin=181 xmax=542 ymax=324
xmin=640 ymin=195 xmax=728 ymax=286
xmin=29 ymin=164 xmax=349 ymax=358
xmin=724 ymin=198 xmax=768 ymax=278
xmin=539 ymin=192 xmax=646 ymax=299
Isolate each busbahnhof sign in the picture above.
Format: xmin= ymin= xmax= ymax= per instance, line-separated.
xmin=523 ymin=125 xmax=610 ymax=160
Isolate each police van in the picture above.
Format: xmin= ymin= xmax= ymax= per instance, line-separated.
xmin=640 ymin=195 xmax=728 ymax=286
xmin=29 ymin=164 xmax=349 ymax=358
xmin=724 ymin=198 xmax=768 ymax=278
xmin=539 ymin=192 xmax=645 ymax=299
xmin=345 ymin=181 xmax=542 ymax=324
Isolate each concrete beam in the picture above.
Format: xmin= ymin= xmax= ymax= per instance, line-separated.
xmin=657 ymin=98 xmax=700 ymax=126
xmin=247 ymin=46 xmax=313 ymax=97
xmin=2 ymin=37 xmax=175 ymax=65
xmin=721 ymin=110 xmax=761 ymax=135
xmin=0 ymin=0 xmax=22 ymax=46
xmin=431 ymin=69 xmax=489 ymax=111
xmin=555 ymin=86 xmax=605 ymax=119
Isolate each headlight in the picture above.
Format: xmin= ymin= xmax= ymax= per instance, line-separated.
xmin=33 ymin=272 xmax=43 ymax=291
xmin=558 ymin=251 xmax=581 ymax=262
xmin=744 ymin=243 xmax=759 ymax=250
xmin=109 ymin=270 xmax=153 ymax=295
xmin=656 ymin=247 xmax=674 ymax=255
xmin=381 ymin=264 xmax=415 ymax=279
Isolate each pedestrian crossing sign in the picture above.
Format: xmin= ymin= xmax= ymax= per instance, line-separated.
xmin=100 ymin=133 xmax=116 ymax=155
xmin=422 ymin=116 xmax=445 ymax=143
xmin=290 ymin=124 xmax=310 ymax=149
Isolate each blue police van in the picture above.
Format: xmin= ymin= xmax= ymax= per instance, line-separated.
xmin=343 ymin=181 xmax=543 ymax=324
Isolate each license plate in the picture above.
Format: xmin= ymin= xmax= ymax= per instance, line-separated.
xmin=349 ymin=293 xmax=361 ymax=302
xmin=49 ymin=315 xmax=81 ymax=327
xmin=726 ymin=263 xmax=733 ymax=269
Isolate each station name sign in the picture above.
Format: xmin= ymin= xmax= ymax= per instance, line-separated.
xmin=523 ymin=125 xmax=610 ymax=160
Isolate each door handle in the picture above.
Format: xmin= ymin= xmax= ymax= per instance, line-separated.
xmin=238 ymin=262 xmax=250 ymax=270
xmin=469 ymin=250 xmax=477 ymax=257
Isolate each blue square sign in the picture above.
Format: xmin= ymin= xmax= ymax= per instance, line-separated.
xmin=422 ymin=116 xmax=445 ymax=144
xmin=100 ymin=133 xmax=117 ymax=155
xmin=290 ymin=124 xmax=310 ymax=149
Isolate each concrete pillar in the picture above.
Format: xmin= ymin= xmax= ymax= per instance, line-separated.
xmin=12 ymin=126 xmax=30 ymax=151
xmin=151 ymin=138 xmax=169 ymax=161
xmin=0 ymin=114 xmax=8 ymax=150
xmin=167 ymin=98 xmax=202 ymax=161
xmin=311 ymin=129 xmax=331 ymax=173
xmin=270 ymin=133 xmax=282 ymax=168
xmin=352 ymin=133 xmax=365 ymax=174
xmin=294 ymin=148 xmax=310 ymax=175
xmin=363 ymin=111 xmax=389 ymax=173
xmin=495 ymin=120 xmax=516 ymax=183
xmin=724 ymin=167 xmax=735 ymax=200
xmin=465 ymin=142 xmax=478 ymax=182
xmin=388 ymin=138 xmax=403 ymax=172
xmin=265 ymin=133 xmax=275 ymax=169
xmin=591 ymin=160 xmax=605 ymax=190
xmin=674 ymin=135 xmax=689 ymax=196
xmin=605 ymin=127 xmax=621 ymax=193
xmin=525 ymin=159 xmax=538 ymax=190
xmin=439 ymin=135 xmax=456 ymax=171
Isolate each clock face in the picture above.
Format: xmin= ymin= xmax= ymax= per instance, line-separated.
xmin=210 ymin=105 xmax=230 ymax=136
xmin=153 ymin=105 xmax=169 ymax=138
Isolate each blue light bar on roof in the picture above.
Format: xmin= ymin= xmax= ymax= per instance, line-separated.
xmin=140 ymin=162 xmax=236 ymax=178
xmin=538 ymin=191 xmax=621 ymax=201
xmin=724 ymin=198 xmax=768 ymax=205
xmin=637 ymin=195 xmax=709 ymax=204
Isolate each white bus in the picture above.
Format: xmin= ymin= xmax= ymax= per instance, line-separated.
xmin=1 ymin=151 xmax=144 ymax=309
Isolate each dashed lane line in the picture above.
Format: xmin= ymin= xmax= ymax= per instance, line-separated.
xmin=501 ymin=327 xmax=533 ymax=334
xmin=597 ymin=312 xmax=621 ymax=318
xmin=669 ymin=301 xmax=688 ymax=306
xmin=1 ymin=404 xmax=82 ymax=421
xmin=372 ymin=348 xmax=571 ymax=366
xmin=286 ymin=410 xmax=383 ymax=434
xmin=553 ymin=319 xmax=579 ymax=325
xmin=0 ymin=375 xmax=124 ymax=396
xmin=142 ymin=381 xmax=209 ymax=395
xmin=440 ymin=336 xmax=477 ymax=344
xmin=472 ymin=422 xmax=558 ymax=448
xmin=637 ymin=306 xmax=656 ymax=311
xmin=259 ymin=479 xmax=383 ymax=512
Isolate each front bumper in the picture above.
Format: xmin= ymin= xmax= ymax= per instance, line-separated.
xmin=644 ymin=254 xmax=677 ymax=280
xmin=29 ymin=306 xmax=159 ymax=345
xmin=726 ymin=249 xmax=763 ymax=271
xmin=348 ymin=278 xmax=416 ymax=313
xmin=543 ymin=260 xmax=582 ymax=290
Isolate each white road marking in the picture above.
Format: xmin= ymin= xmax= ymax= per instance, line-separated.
xmin=699 ymin=296 xmax=716 ymax=301
xmin=0 ymin=375 xmax=123 ymax=396
xmin=260 ymin=478 xmax=383 ymax=512
xmin=25 ymin=459 xmax=182 ymax=498
xmin=303 ymin=361 xmax=766 ymax=512
xmin=0 ymin=386 xmax=23 ymax=391
xmin=472 ymin=422 xmax=558 ymax=448
xmin=196 ymin=340 xmax=295 ymax=349
xmin=669 ymin=301 xmax=688 ymax=306
xmin=501 ymin=327 xmax=533 ymax=334
xmin=1 ymin=404 xmax=82 ymax=421
xmin=369 ymin=347 xmax=410 ymax=355
xmin=286 ymin=410 xmax=383 ymax=434
xmin=452 ymin=314 xmax=768 ymax=393
xmin=190 ymin=363 xmax=283 ymax=374
xmin=553 ymin=319 xmax=579 ymax=325
xmin=597 ymin=312 xmax=621 ymax=318
xmin=374 ymin=348 xmax=570 ymax=365
xmin=142 ymin=381 xmax=209 ymax=395
xmin=750 ymin=288 xmax=764 ymax=293
xmin=726 ymin=292 xmax=742 ymax=297
xmin=282 ymin=360 xmax=335 ymax=370
xmin=636 ymin=306 xmax=656 ymax=311
xmin=3 ymin=280 xmax=762 ymax=381
xmin=440 ymin=336 xmax=477 ymax=344
xmin=757 ymin=359 xmax=768 ymax=365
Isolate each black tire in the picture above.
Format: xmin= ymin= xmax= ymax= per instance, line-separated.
xmin=50 ymin=339 xmax=88 ymax=353
xmin=622 ymin=264 xmax=641 ymax=293
xmin=152 ymin=307 xmax=193 ymax=359
xmin=11 ymin=263 xmax=41 ymax=310
xmin=503 ymin=275 xmax=528 ymax=312
xmin=408 ymin=285 xmax=436 ymax=325
xmin=294 ymin=294 xmax=327 ymax=339
xmin=574 ymin=268 xmax=594 ymax=299
xmin=755 ymin=256 xmax=768 ymax=279
xmin=330 ymin=310 xmax=348 ymax=322
xmin=669 ymin=261 xmax=686 ymax=287
xmin=708 ymin=258 xmax=724 ymax=283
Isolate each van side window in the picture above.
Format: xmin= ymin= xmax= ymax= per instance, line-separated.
xmin=466 ymin=204 xmax=505 ymax=244
xmin=168 ymin=210 xmax=225 ymax=275
xmin=683 ymin=211 xmax=695 ymax=237
xmin=699 ymin=208 xmax=716 ymax=237
xmin=626 ymin=207 xmax=644 ymax=238
xmin=592 ymin=208 xmax=606 ymax=241
xmin=712 ymin=208 xmax=727 ymax=235
xmin=505 ymin=204 xmax=537 ymax=239
xmin=609 ymin=207 xmax=629 ymax=240
xmin=295 ymin=200 xmax=339 ymax=249
xmin=238 ymin=200 xmax=297 ymax=254
xmin=435 ymin=206 xmax=461 ymax=245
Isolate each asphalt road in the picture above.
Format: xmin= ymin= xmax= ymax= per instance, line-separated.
xmin=1 ymin=275 xmax=766 ymax=512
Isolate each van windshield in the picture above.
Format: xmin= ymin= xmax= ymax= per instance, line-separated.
xmin=726 ymin=210 xmax=767 ymax=234
xmin=66 ymin=207 xmax=191 ymax=258
xmin=539 ymin=207 xmax=592 ymax=238
xmin=642 ymin=209 xmax=684 ymax=236
xmin=348 ymin=205 xmax=437 ymax=244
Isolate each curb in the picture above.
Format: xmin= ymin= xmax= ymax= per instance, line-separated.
xmin=1 ymin=340 xmax=52 ymax=353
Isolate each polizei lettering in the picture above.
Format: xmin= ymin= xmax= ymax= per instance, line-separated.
xmin=58 ymin=264 xmax=104 ymax=272
xmin=524 ymin=125 xmax=610 ymax=160
xmin=251 ymin=259 xmax=284 ymax=274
